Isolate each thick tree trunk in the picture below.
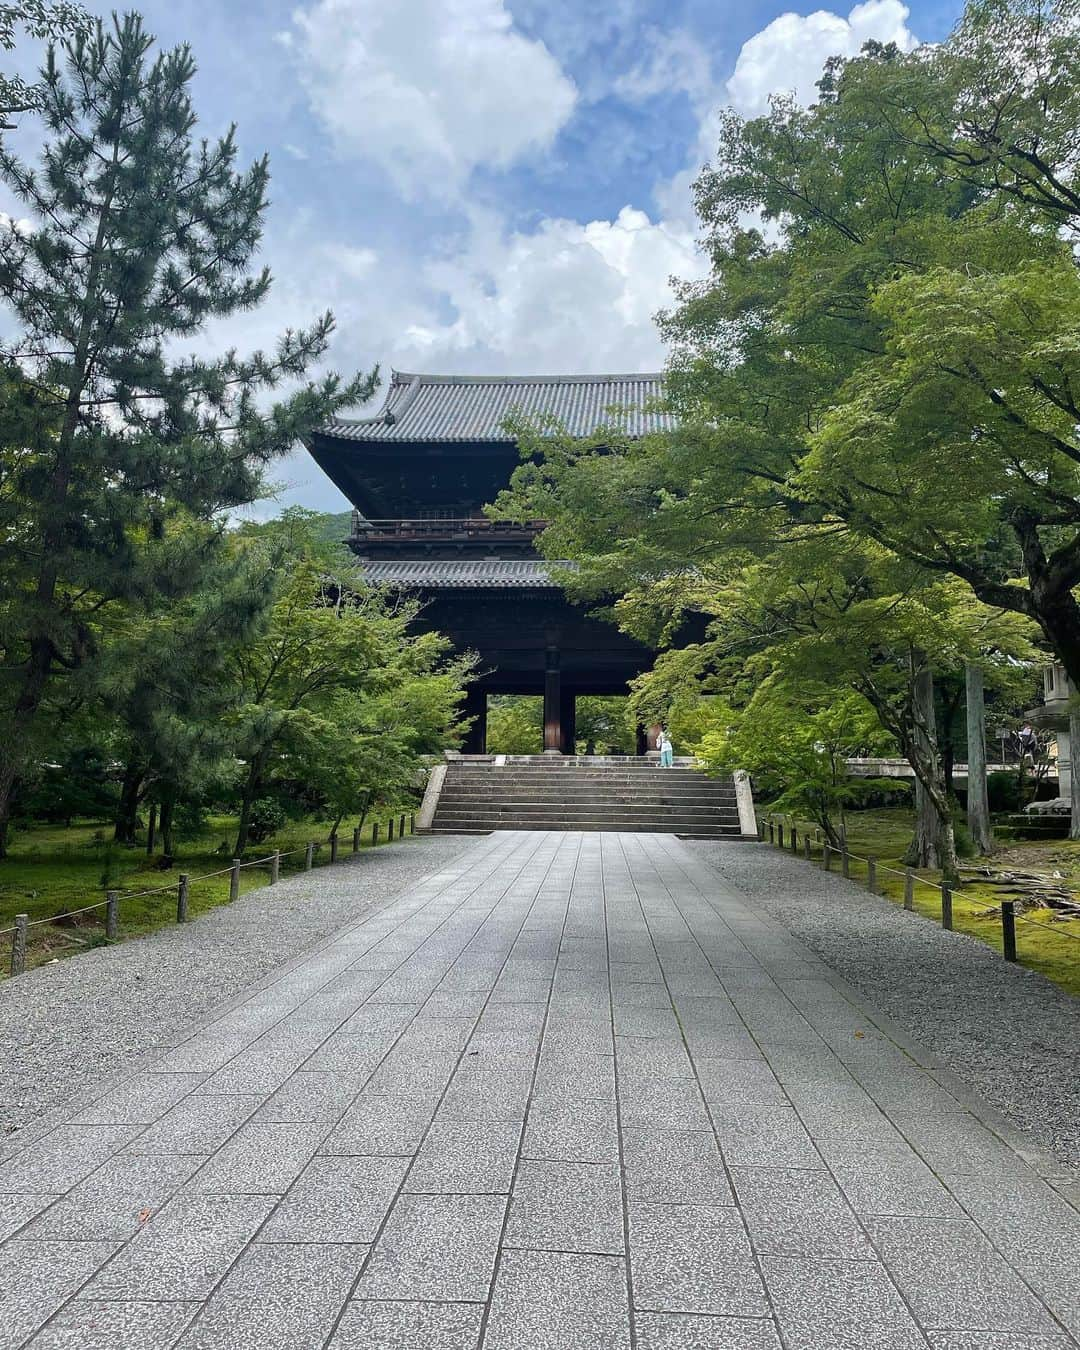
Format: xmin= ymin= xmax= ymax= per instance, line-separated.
xmin=234 ymin=752 xmax=268 ymax=856
xmin=1070 ymin=703 xmax=1080 ymax=842
xmin=113 ymin=764 xmax=144 ymax=846
xmin=965 ymin=663 xmax=993 ymax=855
xmin=145 ymin=801 xmax=157 ymax=855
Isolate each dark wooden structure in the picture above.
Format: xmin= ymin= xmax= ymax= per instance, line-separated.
xmin=305 ymin=372 xmax=672 ymax=753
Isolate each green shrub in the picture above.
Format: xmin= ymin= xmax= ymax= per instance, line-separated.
xmin=247 ymin=798 xmax=287 ymax=844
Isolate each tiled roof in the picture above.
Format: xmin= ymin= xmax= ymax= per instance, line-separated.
xmin=358 ymin=559 xmax=573 ymax=589
xmin=320 ymin=371 xmax=671 ymax=443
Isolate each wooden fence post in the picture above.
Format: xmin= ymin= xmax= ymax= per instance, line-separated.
xmin=352 ymin=827 xmax=360 ymax=854
xmin=823 ymin=844 xmax=832 ymax=871
xmin=776 ymin=822 xmax=784 ymax=849
xmin=866 ymin=856 xmax=877 ymax=894
xmin=904 ymin=867 xmax=914 ymax=910
xmin=803 ymin=835 xmax=811 ymax=861
xmin=410 ymin=814 xmax=415 ymax=834
xmin=399 ymin=813 xmax=406 ymax=838
xmin=372 ymin=822 xmax=380 ymax=846
xmin=768 ymin=820 xmax=775 ymax=844
xmin=1002 ymin=900 xmax=1017 ymax=961
xmin=841 ymin=848 xmax=850 ymax=879
xmin=941 ymin=884 xmax=953 ymax=931
xmin=10 ymin=913 xmax=27 ymax=976
xmin=177 ymin=874 xmax=189 ymax=924
xmin=271 ymin=851 xmax=280 ymax=884
xmin=330 ymin=833 xmax=338 ymax=863
xmin=388 ymin=818 xmax=395 ymax=842
xmin=106 ymin=890 xmax=119 ymax=940
xmin=305 ymin=842 xmax=314 ymax=871
xmin=229 ymin=860 xmax=241 ymax=903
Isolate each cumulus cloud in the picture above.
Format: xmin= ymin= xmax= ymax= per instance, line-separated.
xmin=286 ymin=0 xmax=577 ymax=196
xmin=726 ymin=0 xmax=918 ymax=116
xmin=413 ymin=206 xmax=706 ymax=372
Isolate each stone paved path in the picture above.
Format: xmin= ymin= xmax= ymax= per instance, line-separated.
xmin=3 ymin=830 xmax=1080 ymax=1349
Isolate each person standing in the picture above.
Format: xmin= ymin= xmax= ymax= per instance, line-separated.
xmin=659 ymin=729 xmax=674 ymax=768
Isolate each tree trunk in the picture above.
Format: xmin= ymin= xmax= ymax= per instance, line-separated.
xmin=145 ymin=801 xmax=157 ymax=855
xmin=1070 ymin=702 xmax=1080 ymax=842
xmin=159 ymin=792 xmax=175 ymax=858
xmin=965 ymin=663 xmax=993 ymax=855
xmin=901 ymin=655 xmax=959 ymax=881
xmin=113 ymin=764 xmax=144 ymax=846
xmin=234 ymin=752 xmax=268 ymax=856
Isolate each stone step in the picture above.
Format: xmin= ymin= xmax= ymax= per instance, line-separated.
xmin=429 ymin=810 xmax=745 ymax=820
xmin=437 ymin=788 xmax=734 ymax=799
xmin=421 ymin=820 xmax=745 ymax=831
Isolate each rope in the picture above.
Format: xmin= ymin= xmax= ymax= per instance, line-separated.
xmin=765 ymin=814 xmax=1080 ymax=945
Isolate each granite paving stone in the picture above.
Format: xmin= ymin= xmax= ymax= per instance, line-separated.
xmin=24 ymin=1154 xmax=202 ymax=1241
xmin=24 ymin=1299 xmax=202 ymax=1348
xmin=761 ymin=1254 xmax=929 ymax=1349
xmin=521 ymin=1097 xmax=620 ymax=1163
xmin=3 ymin=830 xmax=1080 ymax=1350
xmin=406 ymin=1120 xmax=522 ymax=1194
xmin=732 ymin=1166 xmax=875 ymax=1260
xmin=630 ymin=1201 xmax=768 ymax=1317
xmin=635 ymin=1313 xmax=784 ymax=1349
xmin=0 ymin=1238 xmax=118 ymax=1345
xmin=328 ymin=1299 xmax=484 ymax=1349
xmin=483 ymin=1248 xmax=630 ymax=1350
xmin=0 ymin=1194 xmax=58 ymax=1243
xmin=185 ymin=1122 xmax=327 ymax=1194
xmin=319 ymin=1090 xmax=437 ymax=1156
xmin=259 ymin=1155 xmax=409 ymax=1242
xmin=504 ymin=1159 xmax=624 ymax=1254
xmin=82 ymin=1193 xmax=276 ymax=1300
xmin=622 ymin=1127 xmax=734 ymax=1206
xmin=71 ymin=1074 xmax=205 ymax=1126
xmin=352 ymin=1193 xmax=506 ymax=1302
xmin=865 ymin=1216 xmax=1065 ymax=1334
xmin=124 ymin=1094 xmax=263 ymax=1155
xmin=172 ymin=1241 xmax=363 ymax=1349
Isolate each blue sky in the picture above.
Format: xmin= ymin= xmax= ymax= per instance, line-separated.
xmin=7 ymin=0 xmax=962 ymax=513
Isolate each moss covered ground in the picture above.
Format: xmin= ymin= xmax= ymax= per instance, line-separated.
xmin=0 ymin=804 xmax=416 ymax=976
xmin=770 ymin=807 xmax=1080 ymax=998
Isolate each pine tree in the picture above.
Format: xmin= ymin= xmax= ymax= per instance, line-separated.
xmin=0 ymin=16 xmax=375 ymax=854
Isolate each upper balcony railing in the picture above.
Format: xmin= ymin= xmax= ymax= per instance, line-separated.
xmin=349 ymin=512 xmax=544 ymax=542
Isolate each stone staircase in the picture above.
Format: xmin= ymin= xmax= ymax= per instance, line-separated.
xmin=424 ymin=756 xmax=747 ymax=839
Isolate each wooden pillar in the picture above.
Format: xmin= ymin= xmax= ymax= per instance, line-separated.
xmin=635 ymin=724 xmax=647 ymax=757
xmin=560 ymin=689 xmax=577 ymax=755
xmin=462 ymin=685 xmax=487 ymax=754
xmin=543 ymin=645 xmax=562 ymax=754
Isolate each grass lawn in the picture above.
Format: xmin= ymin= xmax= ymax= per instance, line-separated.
xmin=0 ymin=803 xmax=417 ymax=977
xmin=766 ymin=807 xmax=1080 ymax=998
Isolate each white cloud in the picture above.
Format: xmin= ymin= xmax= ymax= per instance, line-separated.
xmin=726 ymin=0 xmax=918 ymax=117
xmin=287 ymin=0 xmax=577 ymax=196
xmin=411 ymin=206 xmax=705 ymax=373
xmin=614 ymin=28 xmax=716 ymax=110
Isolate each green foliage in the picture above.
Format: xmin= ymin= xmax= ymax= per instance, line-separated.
xmin=0 ymin=16 xmax=376 ymax=851
xmin=697 ymin=679 xmax=900 ymax=844
xmin=0 ymin=1 xmax=89 ymax=127
xmin=487 ymin=697 xmax=542 ymax=755
xmin=246 ymin=798 xmax=287 ymax=844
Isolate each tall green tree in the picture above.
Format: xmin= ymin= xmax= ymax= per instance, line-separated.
xmin=0 ymin=16 xmax=374 ymax=853
xmin=224 ymin=526 xmax=468 ymax=855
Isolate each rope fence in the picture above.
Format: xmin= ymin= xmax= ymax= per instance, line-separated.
xmin=759 ymin=811 xmax=1080 ymax=971
xmin=6 ymin=809 xmax=419 ymax=979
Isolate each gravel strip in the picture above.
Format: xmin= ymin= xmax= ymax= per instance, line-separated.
xmin=0 ymin=835 xmax=471 ymax=1148
xmin=693 ymin=840 xmax=1080 ymax=1168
